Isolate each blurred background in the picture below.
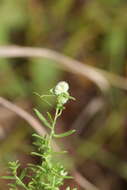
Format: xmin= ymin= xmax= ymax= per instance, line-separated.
xmin=1 ymin=0 xmax=127 ymax=189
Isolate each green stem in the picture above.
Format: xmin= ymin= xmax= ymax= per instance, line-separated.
xmin=48 ymin=107 xmax=59 ymax=146
xmin=15 ymin=176 xmax=29 ymax=190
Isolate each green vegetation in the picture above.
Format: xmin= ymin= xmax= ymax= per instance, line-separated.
xmin=2 ymin=82 xmax=77 ymax=190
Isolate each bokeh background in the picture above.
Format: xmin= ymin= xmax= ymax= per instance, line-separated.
xmin=1 ymin=0 xmax=127 ymax=189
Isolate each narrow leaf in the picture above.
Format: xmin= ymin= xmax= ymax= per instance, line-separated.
xmin=31 ymin=152 xmax=43 ymax=157
xmin=2 ymin=176 xmax=15 ymax=180
xmin=34 ymin=109 xmax=52 ymax=129
xmin=47 ymin=112 xmax=53 ymax=124
xmin=32 ymin=133 xmax=44 ymax=140
xmin=54 ymin=129 xmax=76 ymax=138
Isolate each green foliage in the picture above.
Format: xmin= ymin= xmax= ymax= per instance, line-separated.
xmin=3 ymin=82 xmax=77 ymax=190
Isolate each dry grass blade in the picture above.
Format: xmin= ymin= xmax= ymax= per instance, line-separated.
xmin=0 ymin=46 xmax=110 ymax=92
xmin=0 ymin=46 xmax=127 ymax=92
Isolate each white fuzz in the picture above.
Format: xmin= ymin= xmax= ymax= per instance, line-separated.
xmin=54 ymin=81 xmax=69 ymax=95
